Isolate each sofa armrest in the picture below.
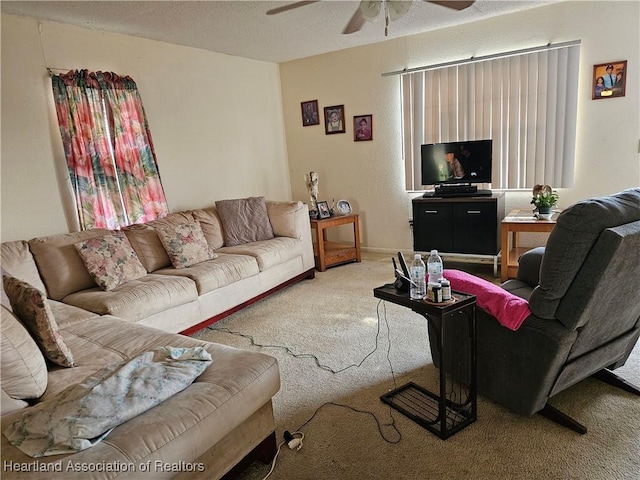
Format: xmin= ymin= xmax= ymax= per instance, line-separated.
xmin=516 ymin=246 xmax=545 ymax=287
xmin=266 ymin=201 xmax=314 ymax=271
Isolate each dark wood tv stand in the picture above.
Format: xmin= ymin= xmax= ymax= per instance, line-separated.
xmin=412 ymin=193 xmax=505 ymax=275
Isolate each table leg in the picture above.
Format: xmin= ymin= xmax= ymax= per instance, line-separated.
xmin=317 ymin=226 xmax=327 ymax=271
xmin=353 ymin=218 xmax=361 ymax=263
xmin=500 ymin=225 xmax=510 ymax=282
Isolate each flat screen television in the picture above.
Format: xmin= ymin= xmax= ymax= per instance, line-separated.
xmin=420 ymin=139 xmax=493 ymax=187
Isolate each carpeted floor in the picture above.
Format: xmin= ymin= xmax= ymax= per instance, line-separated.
xmin=193 ymin=252 xmax=640 ymax=480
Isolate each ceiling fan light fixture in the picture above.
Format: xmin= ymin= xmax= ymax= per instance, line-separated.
xmin=359 ymin=0 xmax=382 ymax=21
xmin=388 ymin=0 xmax=413 ymax=22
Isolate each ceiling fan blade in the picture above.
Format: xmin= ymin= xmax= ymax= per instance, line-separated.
xmin=343 ymin=7 xmax=366 ymax=34
xmin=426 ymin=1 xmax=475 ymax=11
xmin=266 ymin=1 xmax=320 ymax=16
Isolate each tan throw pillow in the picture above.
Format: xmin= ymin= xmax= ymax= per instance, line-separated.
xmin=2 ymin=275 xmax=75 ymax=367
xmin=156 ymin=221 xmax=217 ymax=269
xmin=123 ymin=211 xmax=196 ymax=272
xmin=266 ymin=201 xmax=303 ymax=239
xmin=1 ymin=305 xmax=48 ymax=401
xmin=74 ymin=231 xmax=147 ymax=291
xmin=191 ymin=207 xmax=225 ymax=250
xmin=216 ymin=196 xmax=275 ymax=247
xmin=1 ymin=240 xmax=48 ymax=293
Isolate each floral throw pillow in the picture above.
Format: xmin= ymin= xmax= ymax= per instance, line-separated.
xmin=156 ymin=221 xmax=217 ymax=269
xmin=2 ymin=275 xmax=75 ymax=367
xmin=74 ymin=231 xmax=147 ymax=291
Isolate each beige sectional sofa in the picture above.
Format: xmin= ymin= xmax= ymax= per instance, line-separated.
xmin=1 ymin=198 xmax=315 ymax=479
xmin=21 ymin=199 xmax=315 ymax=334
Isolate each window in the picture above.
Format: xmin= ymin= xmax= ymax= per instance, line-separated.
xmin=51 ymin=70 xmax=169 ymax=230
xmin=401 ymin=42 xmax=580 ymax=191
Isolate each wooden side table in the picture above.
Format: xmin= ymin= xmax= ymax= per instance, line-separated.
xmin=310 ymin=213 xmax=361 ymax=271
xmin=501 ymin=209 xmax=558 ymax=281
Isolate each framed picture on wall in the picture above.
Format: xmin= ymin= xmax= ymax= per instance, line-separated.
xmin=324 ymin=105 xmax=345 ymax=134
xmin=301 ymin=100 xmax=319 ymax=126
xmin=592 ymin=60 xmax=627 ymax=99
xmin=353 ymin=114 xmax=373 ymax=141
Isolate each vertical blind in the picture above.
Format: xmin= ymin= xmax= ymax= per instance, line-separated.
xmin=401 ymin=43 xmax=580 ymax=190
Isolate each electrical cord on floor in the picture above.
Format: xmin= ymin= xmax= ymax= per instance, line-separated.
xmin=208 ymin=299 xmax=387 ymax=374
xmin=210 ymin=299 xmax=403 ymax=479
xmin=261 ymin=431 xmax=304 ymax=480
xmin=296 ymin=400 xmax=401 ymax=445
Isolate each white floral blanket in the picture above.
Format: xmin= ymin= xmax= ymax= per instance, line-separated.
xmin=4 ymin=346 xmax=212 ymax=457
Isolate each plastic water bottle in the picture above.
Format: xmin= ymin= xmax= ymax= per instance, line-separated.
xmin=410 ymin=254 xmax=426 ymax=300
xmin=427 ymin=249 xmax=443 ymax=284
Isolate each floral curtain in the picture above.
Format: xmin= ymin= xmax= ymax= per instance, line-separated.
xmin=51 ymin=70 xmax=169 ymax=230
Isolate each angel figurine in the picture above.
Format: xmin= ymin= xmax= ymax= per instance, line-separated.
xmin=306 ymin=171 xmax=319 ymax=211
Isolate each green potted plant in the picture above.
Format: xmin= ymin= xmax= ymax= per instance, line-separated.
xmin=531 ymin=190 xmax=559 ymax=218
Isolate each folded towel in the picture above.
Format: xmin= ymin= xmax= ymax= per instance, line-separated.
xmin=443 ymin=269 xmax=531 ymax=331
xmin=4 ymin=346 xmax=212 ymax=457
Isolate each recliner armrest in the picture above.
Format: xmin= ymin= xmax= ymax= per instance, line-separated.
xmin=517 ymin=247 xmax=545 ymax=286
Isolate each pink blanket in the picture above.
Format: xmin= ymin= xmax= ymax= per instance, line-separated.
xmin=443 ymin=269 xmax=531 ymax=331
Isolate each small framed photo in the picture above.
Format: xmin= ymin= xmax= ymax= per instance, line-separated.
xmin=316 ymin=200 xmax=331 ymax=219
xmin=354 ymin=114 xmax=373 ymax=141
xmin=592 ymin=60 xmax=627 ymax=99
xmin=324 ymin=105 xmax=345 ymax=134
xmin=301 ymin=100 xmax=319 ymax=126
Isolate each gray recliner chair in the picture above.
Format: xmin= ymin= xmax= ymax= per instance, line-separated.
xmin=435 ymin=188 xmax=640 ymax=433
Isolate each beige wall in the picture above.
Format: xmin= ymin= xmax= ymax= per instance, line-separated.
xmin=280 ymin=1 xmax=640 ymax=252
xmin=2 ymin=2 xmax=639 ymax=251
xmin=1 ymin=15 xmax=291 ymax=242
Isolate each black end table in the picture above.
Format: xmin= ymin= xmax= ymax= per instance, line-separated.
xmin=374 ymin=285 xmax=477 ymax=440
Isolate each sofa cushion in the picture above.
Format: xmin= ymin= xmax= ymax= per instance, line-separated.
xmin=154 ymin=253 xmax=259 ymax=295
xmin=0 ymin=266 xmax=11 ymax=309
xmin=2 ymin=276 xmax=75 ymax=367
xmin=1 ymin=240 xmax=47 ymax=295
xmin=2 ymin=315 xmax=280 ymax=474
xmin=529 ymin=188 xmax=640 ymax=320
xmin=74 ymin=231 xmax=147 ymax=291
xmin=0 ymin=306 xmax=48 ymax=401
xmin=219 ymin=237 xmax=304 ymax=271
xmin=1 ymin=388 xmax=29 ymax=416
xmin=4 ymin=346 xmax=212 ymax=458
xmin=123 ymin=212 xmax=195 ymax=272
xmin=156 ymin=221 xmax=217 ymax=269
xmin=191 ymin=207 xmax=225 ymax=250
xmin=48 ymin=300 xmax=101 ymax=330
xmin=61 ymin=274 xmax=198 ymax=322
xmin=266 ymin=201 xmax=305 ymax=239
xmin=216 ymin=196 xmax=274 ymax=247
xmin=28 ymin=229 xmax=108 ymax=301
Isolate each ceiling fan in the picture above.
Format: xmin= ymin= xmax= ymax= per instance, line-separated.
xmin=267 ymin=1 xmax=475 ymax=36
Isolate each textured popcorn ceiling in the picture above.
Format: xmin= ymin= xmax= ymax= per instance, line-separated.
xmin=1 ymin=1 xmax=560 ymax=63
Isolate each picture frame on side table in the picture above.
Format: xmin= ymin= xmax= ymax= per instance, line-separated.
xmin=354 ymin=114 xmax=373 ymax=141
xmin=592 ymin=60 xmax=627 ymax=99
xmin=317 ymin=201 xmax=331 ymax=219
xmin=301 ymin=100 xmax=319 ymax=126
xmin=324 ymin=105 xmax=345 ymax=134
